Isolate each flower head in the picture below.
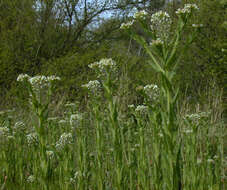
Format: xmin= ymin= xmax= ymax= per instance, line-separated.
xmin=70 ymin=113 xmax=83 ymax=127
xmin=133 ymin=10 xmax=148 ymax=20
xmin=88 ymin=58 xmax=118 ymax=79
xmin=143 ymin=84 xmax=160 ymax=102
xmin=176 ymin=4 xmax=199 ymax=15
xmin=192 ymin=24 xmax=203 ymax=28
xmin=27 ymin=175 xmax=35 ymax=183
xmin=17 ymin=74 xmax=60 ymax=99
xmin=14 ymin=121 xmax=26 ymax=133
xmin=135 ymin=105 xmax=149 ymax=115
xmin=82 ymin=80 xmax=101 ymax=95
xmin=150 ymin=11 xmax=172 ymax=41
xmin=26 ymin=133 xmax=39 ymax=146
xmin=56 ymin=133 xmax=73 ymax=150
xmin=150 ymin=38 xmax=164 ymax=47
xmin=0 ymin=127 xmax=10 ymax=138
xmin=17 ymin=74 xmax=30 ymax=82
xmin=28 ymin=76 xmax=49 ymax=89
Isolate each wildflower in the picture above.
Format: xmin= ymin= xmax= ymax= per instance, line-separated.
xmin=185 ymin=111 xmax=210 ymax=123
xmin=176 ymin=4 xmax=199 ymax=15
xmin=14 ymin=121 xmax=26 ymax=132
xmin=151 ymin=11 xmax=171 ymax=24
xmin=70 ymin=171 xmax=81 ymax=183
xmin=28 ymin=75 xmax=49 ymax=89
xmin=47 ymin=75 xmax=61 ymax=82
xmin=56 ymin=133 xmax=73 ymax=150
xmin=26 ymin=133 xmax=39 ymax=146
xmin=150 ymin=38 xmax=164 ymax=47
xmin=192 ymin=24 xmax=203 ymax=28
xmin=17 ymin=74 xmax=60 ymax=97
xmin=70 ymin=113 xmax=83 ymax=127
xmin=27 ymin=175 xmax=35 ymax=183
xmin=133 ymin=10 xmax=148 ymax=20
xmin=17 ymin=74 xmax=30 ymax=82
xmin=143 ymin=84 xmax=160 ymax=102
xmin=185 ymin=113 xmax=201 ymax=122
xmin=0 ymin=127 xmax=9 ymax=137
xmin=89 ymin=58 xmax=117 ymax=76
xmin=70 ymin=177 xmax=76 ymax=184
xmin=150 ymin=11 xmax=172 ymax=41
xmin=128 ymin=104 xmax=135 ymax=109
xmin=120 ymin=20 xmax=134 ymax=29
xmin=82 ymin=80 xmax=101 ymax=95
xmin=135 ymin=105 xmax=149 ymax=115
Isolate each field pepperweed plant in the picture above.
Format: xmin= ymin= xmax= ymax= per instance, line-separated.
xmin=0 ymin=3 xmax=226 ymax=190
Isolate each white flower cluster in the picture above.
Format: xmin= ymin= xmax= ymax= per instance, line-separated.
xmin=120 ymin=20 xmax=134 ymax=29
xmin=26 ymin=133 xmax=39 ymax=146
xmin=89 ymin=58 xmax=117 ymax=75
xmin=143 ymin=84 xmax=160 ymax=102
xmin=70 ymin=113 xmax=83 ymax=127
xmin=150 ymin=38 xmax=164 ymax=47
xmin=17 ymin=74 xmax=60 ymax=91
xmin=128 ymin=104 xmax=135 ymax=109
xmin=192 ymin=24 xmax=203 ymax=28
xmin=150 ymin=11 xmax=172 ymax=40
xmin=70 ymin=171 xmax=82 ymax=184
xmin=56 ymin=133 xmax=73 ymax=150
xmin=14 ymin=121 xmax=26 ymax=132
xmin=0 ymin=126 xmax=10 ymax=138
xmin=28 ymin=75 xmax=60 ymax=90
xmin=185 ymin=113 xmax=200 ymax=121
xmin=82 ymin=80 xmax=101 ymax=94
xmin=185 ymin=111 xmax=210 ymax=123
xmin=133 ymin=10 xmax=148 ymax=20
xmin=135 ymin=105 xmax=149 ymax=115
xmin=27 ymin=175 xmax=35 ymax=183
xmin=176 ymin=4 xmax=199 ymax=15
xmin=17 ymin=74 xmax=30 ymax=82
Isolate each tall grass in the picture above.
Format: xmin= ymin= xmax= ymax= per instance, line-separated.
xmin=0 ymin=3 xmax=226 ymax=190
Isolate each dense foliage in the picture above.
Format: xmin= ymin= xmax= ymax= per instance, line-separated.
xmin=0 ymin=0 xmax=225 ymax=104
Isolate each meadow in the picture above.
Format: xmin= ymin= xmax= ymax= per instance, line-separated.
xmin=0 ymin=3 xmax=226 ymax=190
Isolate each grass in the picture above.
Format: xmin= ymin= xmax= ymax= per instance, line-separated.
xmin=0 ymin=79 xmax=225 ymax=190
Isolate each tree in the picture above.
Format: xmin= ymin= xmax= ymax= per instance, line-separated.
xmin=0 ymin=0 xmax=163 ymax=97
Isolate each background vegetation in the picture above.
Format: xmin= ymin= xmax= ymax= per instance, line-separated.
xmin=0 ymin=0 xmax=226 ymax=104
